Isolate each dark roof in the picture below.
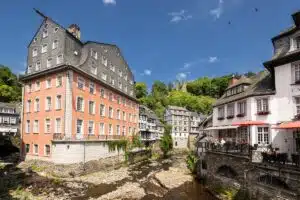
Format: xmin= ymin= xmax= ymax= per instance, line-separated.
xmin=214 ymin=71 xmax=275 ymax=107
xmin=226 ymin=76 xmax=252 ymax=90
xmin=20 ymin=65 xmax=139 ymax=102
xmin=139 ymin=105 xmax=159 ymax=120
xmin=264 ymin=49 xmax=300 ymax=69
xmin=271 ymin=25 xmax=297 ymax=42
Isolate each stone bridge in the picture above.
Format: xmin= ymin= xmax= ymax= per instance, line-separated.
xmin=205 ymin=151 xmax=300 ymax=199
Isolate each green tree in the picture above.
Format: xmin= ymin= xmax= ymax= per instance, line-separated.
xmin=160 ymin=125 xmax=173 ymax=158
xmin=0 ymin=66 xmax=21 ymax=102
xmin=186 ymin=151 xmax=199 ymax=174
xmin=152 ymin=80 xmax=168 ymax=97
xmin=135 ymin=82 xmax=148 ymax=99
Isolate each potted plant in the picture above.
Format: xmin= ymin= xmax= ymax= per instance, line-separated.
xmin=257 ymin=111 xmax=270 ymax=115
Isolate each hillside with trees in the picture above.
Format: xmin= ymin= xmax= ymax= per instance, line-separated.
xmin=0 ymin=65 xmax=22 ymax=103
xmin=135 ymin=72 xmax=256 ymax=120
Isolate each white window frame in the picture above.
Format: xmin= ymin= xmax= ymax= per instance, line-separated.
xmin=56 ymin=75 xmax=62 ymax=87
xmin=52 ymin=40 xmax=58 ymax=49
xmin=57 ymin=54 xmax=63 ymax=65
xmin=76 ymin=96 xmax=84 ymax=112
xmin=292 ymin=62 xmax=300 ymax=84
xmin=116 ymin=125 xmax=120 ymax=135
xmin=89 ymin=101 xmax=95 ymax=115
xmin=77 ymin=76 xmax=85 ymax=89
xmin=256 ymin=98 xmax=269 ymax=113
xmin=56 ymin=95 xmax=62 ymax=110
xmin=89 ymin=82 xmax=95 ymax=94
xmin=100 ymin=104 xmax=105 ymax=117
xmin=26 ymin=100 xmax=31 ymax=113
xmin=227 ymin=103 xmax=235 ymax=117
xmin=41 ymin=44 xmax=48 ymax=53
xmin=101 ymin=72 xmax=107 ymax=81
xmin=257 ymin=127 xmax=270 ymax=145
xmin=46 ymin=78 xmax=51 ymax=88
xmin=42 ymin=29 xmax=48 ymax=38
xmin=76 ymin=119 xmax=83 ymax=135
xmin=47 ymin=58 xmax=52 ymax=68
xmin=45 ymin=96 xmax=52 ymax=111
xmin=34 ymin=144 xmax=39 ymax=155
xmin=90 ymin=62 xmax=97 ymax=75
xmin=35 ymin=61 xmax=41 ymax=71
xmin=99 ymin=123 xmax=105 ymax=135
xmin=26 ymin=120 xmax=30 ymax=133
xmin=32 ymin=48 xmax=38 ymax=57
xmin=33 ymin=120 xmax=39 ymax=133
xmin=55 ymin=118 xmax=61 ymax=133
xmin=91 ymin=49 xmax=98 ymax=60
xmin=34 ymin=98 xmax=40 ymax=112
xmin=45 ymin=119 xmax=51 ymax=133
xmin=88 ymin=121 xmax=95 ymax=135
xmin=109 ymin=107 xmax=113 ymax=118
xmin=109 ymin=124 xmax=113 ymax=135
xmin=44 ymin=145 xmax=51 ymax=156
xmin=295 ymin=96 xmax=300 ymax=115
xmin=237 ymin=101 xmax=246 ymax=115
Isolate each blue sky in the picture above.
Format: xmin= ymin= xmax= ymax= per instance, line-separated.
xmin=1 ymin=0 xmax=300 ymax=86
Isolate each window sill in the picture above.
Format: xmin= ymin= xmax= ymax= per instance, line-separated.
xmin=226 ymin=116 xmax=234 ymax=119
xmin=55 ymin=108 xmax=62 ymax=111
xmin=76 ymin=110 xmax=84 ymax=113
xmin=236 ymin=113 xmax=245 ymax=118
xmin=45 ymin=110 xmax=51 ymax=112
xmin=257 ymin=111 xmax=270 ymax=115
xmin=56 ymin=86 xmax=62 ymax=88
xmin=217 ymin=117 xmax=225 ymax=120
xmin=33 ymin=132 xmax=39 ymax=134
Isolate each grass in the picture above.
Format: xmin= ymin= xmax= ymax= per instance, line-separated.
xmin=52 ymin=178 xmax=62 ymax=185
xmin=213 ymin=185 xmax=238 ymax=200
xmin=0 ymin=163 xmax=5 ymax=170
xmin=151 ymin=152 xmax=160 ymax=160
xmin=31 ymin=164 xmax=45 ymax=172
xmin=11 ymin=186 xmax=37 ymax=200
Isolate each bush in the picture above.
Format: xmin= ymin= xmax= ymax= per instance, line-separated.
xmin=186 ymin=151 xmax=199 ymax=174
xmin=159 ymin=125 xmax=173 ymax=158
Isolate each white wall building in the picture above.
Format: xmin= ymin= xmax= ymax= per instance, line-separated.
xmin=165 ymin=105 xmax=205 ymax=148
xmin=208 ymin=11 xmax=300 ymax=158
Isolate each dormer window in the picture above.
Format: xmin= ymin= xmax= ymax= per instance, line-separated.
xmin=47 ymin=58 xmax=52 ymax=68
xmin=124 ymin=75 xmax=128 ymax=81
xmin=54 ymin=27 xmax=59 ymax=33
xmin=101 ymin=56 xmax=107 ymax=67
xmin=35 ymin=61 xmax=41 ymax=71
xmin=101 ymin=72 xmax=107 ymax=81
xmin=32 ymin=48 xmax=38 ymax=57
xmin=119 ymin=69 xmax=122 ymax=77
xmin=33 ymin=38 xmax=37 ymax=43
xmin=44 ymin=23 xmax=48 ymax=28
xmin=42 ymin=44 xmax=48 ymax=53
xmin=57 ymin=55 xmax=63 ymax=65
xmin=91 ymin=49 xmax=98 ymax=60
xmin=52 ymin=40 xmax=58 ymax=49
xmin=28 ymin=65 xmax=32 ymax=73
xmin=119 ymin=81 xmax=122 ymax=89
xmin=90 ymin=61 xmax=97 ymax=75
xmin=110 ymin=65 xmax=115 ymax=72
xmin=42 ymin=29 xmax=48 ymax=38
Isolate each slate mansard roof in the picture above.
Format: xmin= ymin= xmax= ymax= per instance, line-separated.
xmin=22 ymin=9 xmax=137 ymax=101
xmin=214 ymin=71 xmax=275 ymax=107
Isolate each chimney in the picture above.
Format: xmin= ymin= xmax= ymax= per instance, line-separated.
xmin=292 ymin=11 xmax=300 ymax=27
xmin=68 ymin=24 xmax=81 ymax=40
xmin=229 ymin=76 xmax=239 ymax=86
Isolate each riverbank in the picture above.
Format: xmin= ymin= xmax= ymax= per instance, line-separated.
xmin=1 ymin=151 xmax=216 ymax=200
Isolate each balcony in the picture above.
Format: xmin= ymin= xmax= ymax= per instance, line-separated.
xmin=52 ymin=133 xmax=126 ymax=141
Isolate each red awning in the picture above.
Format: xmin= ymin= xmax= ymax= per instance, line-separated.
xmin=232 ymin=121 xmax=267 ymax=126
xmin=273 ymin=121 xmax=300 ymax=129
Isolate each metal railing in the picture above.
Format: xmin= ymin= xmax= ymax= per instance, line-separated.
xmin=206 ymin=141 xmax=251 ymax=156
xmin=53 ymin=133 xmax=126 ymax=141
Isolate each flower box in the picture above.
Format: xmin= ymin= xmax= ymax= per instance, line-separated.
xmin=226 ymin=115 xmax=234 ymax=119
xmin=294 ymin=114 xmax=300 ymax=120
xmin=236 ymin=113 xmax=245 ymax=118
xmin=257 ymin=111 xmax=270 ymax=115
xmin=217 ymin=117 xmax=225 ymax=120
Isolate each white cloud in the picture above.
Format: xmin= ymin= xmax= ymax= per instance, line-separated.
xmin=103 ymin=0 xmax=116 ymax=5
xmin=141 ymin=69 xmax=152 ymax=76
xmin=181 ymin=57 xmax=218 ymax=70
xmin=176 ymin=72 xmax=188 ymax=80
xmin=209 ymin=56 xmax=218 ymax=63
xmin=210 ymin=0 xmax=224 ymax=19
xmin=168 ymin=10 xmax=192 ymax=23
